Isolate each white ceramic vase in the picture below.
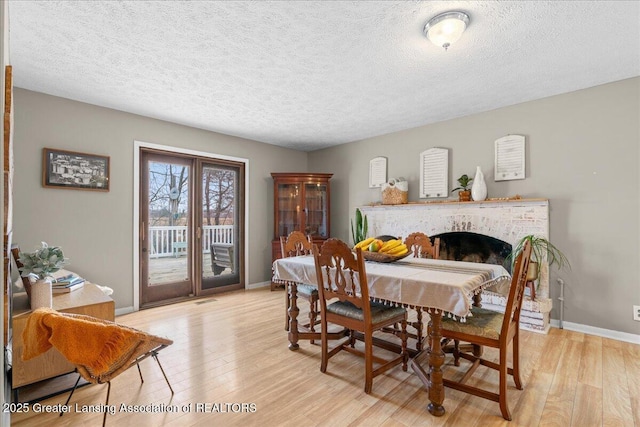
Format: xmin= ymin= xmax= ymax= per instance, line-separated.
xmin=30 ymin=278 xmax=53 ymax=310
xmin=471 ymin=166 xmax=488 ymax=201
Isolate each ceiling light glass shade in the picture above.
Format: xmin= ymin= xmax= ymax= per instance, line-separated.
xmin=424 ymin=11 xmax=470 ymax=50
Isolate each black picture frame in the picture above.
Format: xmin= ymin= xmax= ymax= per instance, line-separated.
xmin=42 ymin=148 xmax=110 ymax=191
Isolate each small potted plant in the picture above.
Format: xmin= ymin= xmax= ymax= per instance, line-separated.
xmin=452 ymin=174 xmax=473 ymax=201
xmin=507 ymin=235 xmax=570 ymax=299
xmin=18 ymin=242 xmax=68 ymax=309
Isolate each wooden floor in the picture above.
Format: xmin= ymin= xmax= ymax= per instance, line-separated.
xmin=11 ymin=288 xmax=640 ymax=427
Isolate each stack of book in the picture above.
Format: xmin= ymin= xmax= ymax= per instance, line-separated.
xmin=52 ymin=273 xmax=85 ymax=293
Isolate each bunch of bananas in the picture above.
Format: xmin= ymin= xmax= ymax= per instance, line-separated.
xmin=377 ymin=239 xmax=408 ymax=256
xmin=353 ymin=237 xmax=409 ymax=256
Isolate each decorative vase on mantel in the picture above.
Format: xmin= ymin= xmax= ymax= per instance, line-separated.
xmin=471 ymin=166 xmax=488 ymax=201
xmin=30 ymin=278 xmax=53 ymax=310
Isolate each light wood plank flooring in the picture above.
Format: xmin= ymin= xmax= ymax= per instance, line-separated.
xmin=11 ymin=287 xmax=640 ymax=426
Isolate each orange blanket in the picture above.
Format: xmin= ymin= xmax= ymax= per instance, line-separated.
xmin=22 ymin=308 xmax=140 ymax=377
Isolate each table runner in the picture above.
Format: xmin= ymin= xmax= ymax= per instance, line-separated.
xmin=272 ymin=255 xmax=510 ymax=319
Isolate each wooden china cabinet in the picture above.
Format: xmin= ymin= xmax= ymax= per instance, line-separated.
xmin=270 ymin=173 xmax=332 ymax=268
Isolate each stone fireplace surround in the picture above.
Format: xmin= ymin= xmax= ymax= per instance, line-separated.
xmin=360 ymin=199 xmax=551 ymax=333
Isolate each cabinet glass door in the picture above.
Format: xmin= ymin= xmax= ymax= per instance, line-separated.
xmin=304 ymin=183 xmax=328 ymax=238
xmin=277 ymin=183 xmax=301 ymax=237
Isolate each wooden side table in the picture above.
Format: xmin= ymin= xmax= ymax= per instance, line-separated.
xmin=11 ymin=283 xmax=115 ymax=398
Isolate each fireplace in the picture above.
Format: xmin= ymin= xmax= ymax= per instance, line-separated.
xmin=360 ymin=199 xmax=552 ymax=333
xmin=432 ymin=231 xmax=512 ymax=269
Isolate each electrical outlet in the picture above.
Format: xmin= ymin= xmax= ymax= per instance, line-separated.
xmin=634 ymin=305 xmax=640 ymax=322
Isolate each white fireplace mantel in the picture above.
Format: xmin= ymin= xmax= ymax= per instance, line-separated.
xmin=360 ymin=198 xmax=552 ymax=333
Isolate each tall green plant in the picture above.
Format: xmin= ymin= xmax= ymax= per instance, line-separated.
xmin=506 ymin=235 xmax=570 ymax=277
xmin=350 ymin=208 xmax=368 ymax=245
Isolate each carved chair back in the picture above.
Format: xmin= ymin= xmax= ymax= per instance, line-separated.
xmin=404 ymin=232 xmax=440 ymax=259
xmin=280 ymin=231 xmax=313 ymax=258
xmin=313 ymin=238 xmax=370 ymax=319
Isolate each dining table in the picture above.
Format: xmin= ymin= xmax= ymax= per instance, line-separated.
xmin=272 ymin=254 xmax=510 ymax=417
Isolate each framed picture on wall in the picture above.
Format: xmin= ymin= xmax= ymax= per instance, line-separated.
xmin=42 ymin=148 xmax=110 ymax=191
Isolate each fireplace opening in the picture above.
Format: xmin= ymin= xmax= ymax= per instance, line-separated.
xmin=431 ymin=232 xmax=512 ymax=272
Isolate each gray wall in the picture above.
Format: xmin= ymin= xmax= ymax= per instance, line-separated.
xmin=12 ymin=88 xmax=307 ymax=309
xmin=11 ymin=78 xmax=640 ymax=336
xmin=309 ymin=77 xmax=640 ymax=335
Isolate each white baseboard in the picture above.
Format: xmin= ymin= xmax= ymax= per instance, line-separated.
xmin=246 ymin=280 xmax=270 ymax=290
xmin=550 ymin=319 xmax=640 ymax=344
xmin=115 ymin=306 xmax=135 ymax=316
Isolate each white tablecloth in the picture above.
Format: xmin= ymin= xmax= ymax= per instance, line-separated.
xmin=272 ymin=255 xmax=510 ymax=319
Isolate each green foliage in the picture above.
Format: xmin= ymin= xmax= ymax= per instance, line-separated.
xmin=18 ymin=242 xmax=68 ymax=280
xmin=506 ymin=235 xmax=570 ymax=277
xmin=451 ymin=174 xmax=473 ymax=192
xmin=350 ymin=208 xmax=368 ymax=245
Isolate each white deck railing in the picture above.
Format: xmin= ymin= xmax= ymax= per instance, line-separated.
xmin=149 ymin=225 xmax=234 ymax=258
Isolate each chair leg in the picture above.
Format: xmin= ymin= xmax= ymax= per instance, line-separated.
xmin=320 ymin=319 xmax=329 ymax=373
xmin=102 ymin=381 xmax=111 ymax=427
xmin=364 ymin=333 xmax=373 ymax=394
xmin=415 ymin=308 xmax=424 ymax=352
xmin=401 ymin=318 xmax=408 ymax=372
xmin=309 ymin=294 xmax=318 ymax=344
xmin=284 ymin=287 xmax=290 ymax=331
xmin=152 ymin=352 xmax=175 ymax=394
xmin=512 ymin=330 xmax=522 ymax=390
xmin=498 ymin=348 xmax=512 ymax=421
xmin=349 ymin=330 xmax=357 ymax=348
xmin=453 ymin=340 xmax=461 ymax=366
xmin=136 ymin=362 xmax=144 ymax=384
xmin=60 ymin=374 xmax=83 ymax=417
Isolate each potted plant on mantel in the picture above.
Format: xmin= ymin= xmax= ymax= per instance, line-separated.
xmin=507 ymin=235 xmax=570 ymax=299
xmin=452 ymin=174 xmax=473 ymax=202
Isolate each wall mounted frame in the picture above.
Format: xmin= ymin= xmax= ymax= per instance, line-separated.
xmin=42 ymin=148 xmax=110 ymax=191
xmin=419 ymin=147 xmax=448 ymax=198
xmin=369 ymin=156 xmax=387 ymax=188
xmin=495 ymin=135 xmax=525 ymax=181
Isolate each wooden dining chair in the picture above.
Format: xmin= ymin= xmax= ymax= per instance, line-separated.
xmin=404 ymin=232 xmax=440 ymax=260
xmin=279 ymin=231 xmax=319 ymax=342
xmin=313 ymin=238 xmax=408 ymax=394
xmin=400 ymin=232 xmax=441 ymax=351
xmin=439 ymin=240 xmax=531 ymax=420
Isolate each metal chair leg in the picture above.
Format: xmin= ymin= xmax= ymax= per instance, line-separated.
xmin=59 ymin=350 xmax=172 ymax=426
xmin=152 ymin=352 xmax=174 ymax=394
xmin=60 ymin=374 xmax=83 ymax=417
xmin=102 ymin=381 xmax=111 ymax=427
xmin=136 ymin=362 xmax=144 ymax=384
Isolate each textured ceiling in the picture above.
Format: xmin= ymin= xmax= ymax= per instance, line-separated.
xmin=8 ymin=1 xmax=640 ymax=151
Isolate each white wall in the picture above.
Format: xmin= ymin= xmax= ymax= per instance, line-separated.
xmin=12 ymin=89 xmax=307 ymax=309
xmin=309 ymin=77 xmax=640 ymax=335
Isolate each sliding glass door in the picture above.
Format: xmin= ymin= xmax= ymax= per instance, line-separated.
xmin=198 ymin=160 xmax=243 ymax=290
xmin=140 ymin=149 xmax=244 ymax=307
xmin=140 ymin=151 xmax=194 ymax=306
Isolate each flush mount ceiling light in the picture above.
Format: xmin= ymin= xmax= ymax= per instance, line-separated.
xmin=423 ymin=11 xmax=470 ymax=50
